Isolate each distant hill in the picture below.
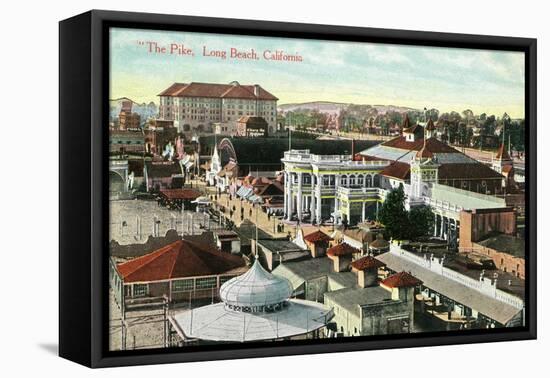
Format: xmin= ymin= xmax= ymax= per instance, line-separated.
xmin=109 ymin=97 xmax=158 ymax=124
xmin=278 ymin=101 xmax=418 ymax=115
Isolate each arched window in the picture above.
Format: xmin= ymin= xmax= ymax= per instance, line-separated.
xmin=357 ymin=175 xmax=364 ymax=187
xmin=349 ymin=175 xmax=356 ymax=187
xmin=341 ymin=175 xmax=348 ymax=187
xmin=366 ymin=175 xmax=373 ymax=188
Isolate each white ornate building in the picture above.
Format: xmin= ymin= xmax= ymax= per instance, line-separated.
xmin=282 ymin=122 xmax=510 ymax=246
xmin=281 ymin=151 xmax=389 ymax=225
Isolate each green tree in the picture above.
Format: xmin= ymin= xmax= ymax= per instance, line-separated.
xmin=407 ymin=206 xmax=434 ymax=239
xmin=379 ymin=185 xmax=410 ymax=240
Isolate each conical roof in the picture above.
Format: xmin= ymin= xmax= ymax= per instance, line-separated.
xmin=495 ymin=143 xmax=511 ymax=160
xmin=220 ymin=260 xmax=293 ymax=308
xmin=425 ymin=118 xmax=436 ymax=131
xmin=402 ymin=113 xmax=411 ymax=130
xmin=370 ymin=233 xmax=390 ymax=249
xmin=381 ymin=271 xmax=423 ymax=288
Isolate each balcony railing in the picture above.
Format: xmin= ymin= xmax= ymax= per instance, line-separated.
xmin=283 ymin=150 xmax=389 ymax=168
xmin=423 ymin=197 xmax=464 ymax=213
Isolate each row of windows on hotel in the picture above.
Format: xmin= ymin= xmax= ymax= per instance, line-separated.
xmin=169 ymin=114 xmax=276 ymax=122
xmin=290 ymin=173 xmax=378 ymax=188
xmin=127 ymin=275 xmax=236 ymax=297
xmin=173 ymin=109 xmax=276 ymax=116
xmin=165 ymin=103 xmax=275 ymax=111
xmin=162 ymin=97 xmax=276 ymax=105
xmin=161 ymin=100 xmax=276 ymax=111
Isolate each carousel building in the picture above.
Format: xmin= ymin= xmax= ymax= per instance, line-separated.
xmin=170 ymin=259 xmax=334 ymax=343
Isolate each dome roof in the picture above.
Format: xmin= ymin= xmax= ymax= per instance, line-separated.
xmin=219 ymin=260 xmax=293 ymax=309
xmin=370 ymin=233 xmax=390 ymax=249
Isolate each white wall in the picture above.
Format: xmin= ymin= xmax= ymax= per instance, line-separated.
xmin=1 ymin=0 xmax=546 ymax=376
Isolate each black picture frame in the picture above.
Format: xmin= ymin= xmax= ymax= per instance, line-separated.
xmin=59 ymin=9 xmax=537 ymax=368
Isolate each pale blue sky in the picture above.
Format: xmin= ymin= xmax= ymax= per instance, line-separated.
xmin=110 ymin=27 xmax=525 ymax=118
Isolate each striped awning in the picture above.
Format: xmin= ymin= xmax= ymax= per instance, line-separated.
xmin=236 ymin=186 xmax=251 ymax=198
xmin=248 ymin=194 xmax=262 ymax=203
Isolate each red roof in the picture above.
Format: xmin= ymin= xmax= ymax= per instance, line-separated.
xmin=158 ymin=82 xmax=278 ymax=100
xmin=416 ymin=145 xmax=434 ymax=159
xmin=438 ymin=163 xmax=503 ymax=180
xmin=159 ymin=188 xmax=201 ymax=200
xmin=381 ymin=271 xmax=423 ymax=288
xmin=327 ymin=243 xmax=360 ymax=257
xmin=502 ymin=165 xmax=514 ymax=174
xmin=158 ymin=83 xmax=187 ymax=96
xmin=351 ymin=256 xmax=386 ymax=270
xmin=303 ymin=230 xmax=332 ymax=243
xmin=117 ymin=240 xmax=245 ymax=283
xmin=379 ymin=161 xmax=411 ymax=180
xmin=425 ymin=118 xmax=436 ymax=131
xmin=379 ymin=160 xmax=503 ymax=182
xmin=495 ymin=144 xmax=511 ymax=160
xmin=402 ymin=114 xmax=411 ymax=130
xmin=381 ymin=136 xmax=457 ymax=153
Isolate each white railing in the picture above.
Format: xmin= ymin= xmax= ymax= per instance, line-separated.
xmin=110 ymin=159 xmax=128 ymax=167
xmin=389 ymin=245 xmax=524 ymax=309
xmin=311 ymin=154 xmax=351 ymax=162
xmin=283 ymin=150 xmax=389 ymax=167
xmin=337 ymin=187 xmax=388 ymax=199
xmin=423 ymin=197 xmax=464 ymax=213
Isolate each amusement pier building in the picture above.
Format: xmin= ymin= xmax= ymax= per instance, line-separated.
xmin=170 ymin=259 xmax=334 ymax=343
xmin=282 ymin=118 xmax=510 ymax=245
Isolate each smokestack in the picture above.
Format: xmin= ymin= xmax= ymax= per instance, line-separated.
xmin=351 ymin=139 xmax=356 ymax=158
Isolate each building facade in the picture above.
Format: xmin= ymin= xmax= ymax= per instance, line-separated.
xmin=158 ymin=81 xmax=278 ymax=134
xmin=281 ymin=122 xmax=512 ymax=248
xmin=281 ymin=150 xmax=388 ymax=225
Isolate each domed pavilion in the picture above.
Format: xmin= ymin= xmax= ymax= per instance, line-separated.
xmin=171 ymin=259 xmax=333 ymax=342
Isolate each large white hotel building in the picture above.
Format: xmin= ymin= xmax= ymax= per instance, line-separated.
xmin=158 ymin=81 xmax=278 ymax=134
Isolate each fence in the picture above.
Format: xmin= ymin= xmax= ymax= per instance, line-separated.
xmin=389 ymin=245 xmax=524 ymax=309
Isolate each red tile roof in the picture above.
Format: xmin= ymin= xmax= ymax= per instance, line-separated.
xmin=379 ymin=161 xmax=411 ymax=180
xmin=416 ymin=145 xmax=434 ymax=159
xmin=381 ymin=271 xmax=423 ymax=288
xmin=381 ymin=136 xmax=457 ymax=153
xmin=351 ymin=256 xmax=386 ymax=270
xmin=327 ymin=243 xmax=360 ymax=257
xmin=117 ymin=240 xmax=246 ymax=283
xmin=303 ymin=230 xmax=332 ymax=243
xmin=159 ymin=188 xmax=201 ymax=200
xmin=438 ymin=163 xmax=503 ymax=180
xmin=158 ymin=82 xmax=278 ymax=100
xmin=495 ymin=144 xmax=511 ymax=160
xmin=158 ymin=83 xmax=187 ymax=96
xmin=370 ymin=234 xmax=390 ymax=249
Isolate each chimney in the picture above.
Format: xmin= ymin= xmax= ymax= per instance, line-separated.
xmin=358 ymin=267 xmax=378 ymax=288
xmin=254 ymin=84 xmax=260 ymax=97
xmin=351 ymin=139 xmax=356 ymax=158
